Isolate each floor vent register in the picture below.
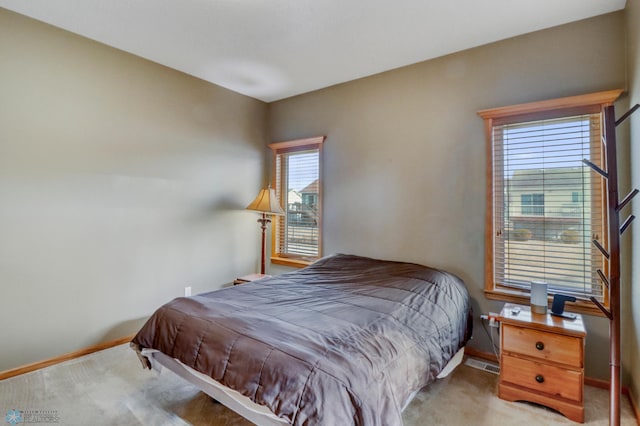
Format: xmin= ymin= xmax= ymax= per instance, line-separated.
xmin=464 ymin=357 xmax=500 ymax=374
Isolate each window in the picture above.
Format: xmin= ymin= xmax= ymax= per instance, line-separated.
xmin=479 ymin=90 xmax=622 ymax=314
xmin=521 ymin=193 xmax=544 ymax=216
xmin=572 ymin=191 xmax=580 ymax=203
xmin=268 ymin=136 xmax=325 ymax=268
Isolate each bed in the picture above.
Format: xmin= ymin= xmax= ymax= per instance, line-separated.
xmin=131 ymin=254 xmax=472 ymax=425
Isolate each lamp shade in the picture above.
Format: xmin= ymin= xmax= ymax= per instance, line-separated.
xmin=246 ymin=188 xmax=285 ymax=215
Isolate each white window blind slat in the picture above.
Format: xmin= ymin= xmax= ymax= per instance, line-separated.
xmin=493 ymin=113 xmax=605 ymax=300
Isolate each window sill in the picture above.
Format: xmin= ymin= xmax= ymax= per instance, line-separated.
xmin=271 ymin=256 xmax=315 ymax=269
xmin=484 ymin=288 xmax=607 ymax=317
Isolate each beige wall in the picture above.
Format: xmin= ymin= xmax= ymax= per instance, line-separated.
xmin=268 ymin=12 xmax=627 ymax=380
xmin=626 ymin=0 xmax=640 ymax=411
xmin=0 ymin=9 xmax=268 ymax=371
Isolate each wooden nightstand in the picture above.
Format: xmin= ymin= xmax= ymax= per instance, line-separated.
xmin=498 ymin=303 xmax=586 ymax=423
xmin=233 ymin=273 xmax=270 ymax=285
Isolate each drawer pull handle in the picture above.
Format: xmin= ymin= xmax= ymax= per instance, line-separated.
xmin=535 ymin=375 xmax=545 ymax=383
xmin=535 ymin=341 xmax=545 ymax=350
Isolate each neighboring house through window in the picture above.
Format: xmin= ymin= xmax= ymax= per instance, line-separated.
xmin=479 ymin=90 xmax=622 ymax=314
xmin=268 ymin=136 xmax=325 ymax=268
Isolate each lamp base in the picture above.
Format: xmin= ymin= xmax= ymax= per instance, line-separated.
xmin=257 ymin=213 xmax=271 ymax=275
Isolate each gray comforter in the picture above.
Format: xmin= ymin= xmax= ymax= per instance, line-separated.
xmin=131 ymin=254 xmax=471 ymax=425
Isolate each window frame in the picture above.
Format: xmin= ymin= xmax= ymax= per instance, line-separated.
xmin=268 ymin=136 xmax=326 ymax=268
xmin=478 ymin=90 xmax=622 ymax=316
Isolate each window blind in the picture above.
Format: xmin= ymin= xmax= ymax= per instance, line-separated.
xmin=492 ymin=113 xmax=605 ymax=299
xmin=271 ymin=143 xmax=322 ymax=260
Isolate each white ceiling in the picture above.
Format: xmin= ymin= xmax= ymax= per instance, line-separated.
xmin=0 ymin=0 xmax=627 ymax=102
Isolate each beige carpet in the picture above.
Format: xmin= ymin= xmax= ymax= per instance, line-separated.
xmin=0 ymin=344 xmax=636 ymax=425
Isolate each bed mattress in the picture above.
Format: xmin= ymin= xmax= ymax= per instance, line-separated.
xmin=131 ymin=254 xmax=471 ymax=425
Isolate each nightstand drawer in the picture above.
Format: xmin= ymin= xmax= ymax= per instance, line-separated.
xmin=501 ymin=355 xmax=583 ymax=402
xmin=502 ymin=324 xmax=583 ymax=367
